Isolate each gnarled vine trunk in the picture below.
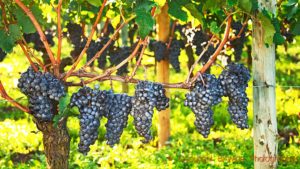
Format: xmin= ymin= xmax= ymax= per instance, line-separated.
xmin=35 ymin=118 xmax=70 ymax=169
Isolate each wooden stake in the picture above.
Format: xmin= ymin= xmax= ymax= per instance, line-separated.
xmin=252 ymin=1 xmax=278 ymax=168
xmin=156 ymin=4 xmax=170 ymax=148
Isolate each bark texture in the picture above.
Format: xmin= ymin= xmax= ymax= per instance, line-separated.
xmin=35 ymin=118 xmax=70 ymax=169
xmin=252 ymin=0 xmax=278 ymax=168
xmin=156 ymin=3 xmax=171 ymax=148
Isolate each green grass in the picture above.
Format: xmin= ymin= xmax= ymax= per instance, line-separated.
xmin=0 ymin=37 xmax=299 ymax=169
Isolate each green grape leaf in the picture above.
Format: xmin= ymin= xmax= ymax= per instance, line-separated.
xmin=14 ymin=7 xmax=36 ymax=33
xmin=53 ymin=94 xmax=71 ymax=128
xmin=135 ymin=0 xmax=156 ymax=11
xmin=226 ymin=0 xmax=238 ymax=7
xmin=273 ymin=32 xmax=285 ymax=45
xmin=287 ymin=5 xmax=298 ymax=20
xmin=8 ymin=24 xmax=22 ymax=41
xmin=251 ymin=0 xmax=259 ymax=11
xmin=31 ymin=5 xmax=45 ymax=25
xmin=203 ymin=0 xmax=224 ymax=13
xmin=135 ymin=9 xmax=154 ymax=38
xmin=285 ymin=0 xmax=298 ymax=6
xmin=59 ymin=94 xmax=70 ymax=114
xmin=209 ymin=21 xmax=221 ymax=34
xmin=291 ymin=22 xmax=300 ymax=35
xmin=0 ymin=30 xmax=15 ymax=53
xmin=238 ymin=0 xmax=252 ymax=13
xmin=258 ymin=13 xmax=275 ymax=46
xmin=184 ymin=3 xmax=203 ymax=24
xmin=272 ymin=18 xmax=281 ymax=32
xmin=87 ymin=0 xmax=102 ymax=7
xmin=168 ymin=1 xmax=188 ymax=21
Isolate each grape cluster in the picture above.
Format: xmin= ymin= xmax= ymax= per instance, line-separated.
xmin=110 ymin=47 xmax=131 ymax=75
xmin=66 ymin=23 xmax=84 ymax=59
xmin=131 ymin=81 xmax=169 ymax=143
xmin=86 ymin=39 xmax=101 ymax=66
xmin=0 ymin=48 xmax=7 ymax=62
xmin=66 ymin=23 xmax=83 ymax=46
xmin=18 ymin=66 xmax=65 ymax=122
xmin=199 ymin=44 xmax=216 ymax=64
xmin=149 ymin=40 xmax=167 ymax=61
xmin=24 ymin=31 xmax=54 ymax=52
xmin=97 ymin=36 xmax=112 ymax=69
xmin=70 ymin=86 xmax=108 ymax=154
xmin=168 ymin=39 xmax=184 ymax=72
xmin=183 ymin=28 xmax=209 ymax=52
xmin=104 ymin=93 xmax=132 ymax=146
xmin=230 ymin=22 xmax=247 ymax=61
xmin=218 ymin=63 xmax=250 ymax=129
xmin=184 ymin=74 xmax=222 ymax=137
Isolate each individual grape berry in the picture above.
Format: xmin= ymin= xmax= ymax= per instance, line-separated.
xmin=70 ymin=87 xmax=108 ymax=155
xmin=0 ymin=48 xmax=7 ymax=62
xmin=109 ymin=47 xmax=131 ymax=75
xmin=218 ymin=63 xmax=250 ymax=129
xmin=131 ymin=81 xmax=169 ymax=143
xmin=168 ymin=39 xmax=184 ymax=72
xmin=149 ymin=41 xmax=167 ymax=61
xmin=184 ymin=74 xmax=222 ymax=137
xmin=104 ymin=93 xmax=132 ymax=146
xmin=230 ymin=22 xmax=247 ymax=61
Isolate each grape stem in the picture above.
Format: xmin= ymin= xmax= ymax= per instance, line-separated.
xmin=21 ymin=38 xmax=47 ymax=72
xmin=128 ymin=38 xmax=149 ymax=80
xmin=190 ymin=15 xmax=233 ymax=84
xmin=18 ymin=42 xmax=39 ymax=72
xmin=65 ymin=73 xmax=190 ymax=89
xmin=15 ymin=0 xmax=57 ymax=71
xmin=166 ymin=20 xmax=177 ymax=49
xmin=62 ymin=0 xmax=108 ymax=81
xmin=0 ymin=81 xmax=30 ymax=113
xmin=56 ymin=0 xmax=63 ymax=68
xmin=228 ymin=16 xmax=249 ymax=41
xmin=101 ymin=18 xmax=111 ymax=36
xmin=0 ymin=0 xmax=9 ymax=31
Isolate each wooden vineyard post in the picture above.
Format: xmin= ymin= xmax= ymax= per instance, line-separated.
xmin=156 ymin=3 xmax=170 ymax=148
xmin=121 ymin=24 xmax=129 ymax=93
xmin=252 ymin=0 xmax=278 ymax=168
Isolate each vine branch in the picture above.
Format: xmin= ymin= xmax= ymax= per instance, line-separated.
xmin=0 ymin=0 xmax=8 ymax=31
xmin=15 ymin=0 xmax=57 ymax=69
xmin=56 ymin=0 xmax=63 ymax=67
xmin=80 ymin=16 xmax=135 ymax=71
xmin=0 ymin=81 xmax=30 ymax=113
xmin=18 ymin=41 xmax=39 ymax=72
xmin=66 ymin=73 xmax=189 ymax=89
xmin=82 ymin=39 xmax=143 ymax=84
xmin=62 ymin=0 xmax=107 ymax=81
xmin=229 ymin=16 xmax=249 ymax=41
xmin=190 ymin=15 xmax=232 ymax=83
xmin=129 ymin=38 xmax=148 ymax=80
